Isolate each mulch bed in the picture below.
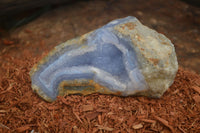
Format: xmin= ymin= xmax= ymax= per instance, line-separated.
xmin=0 ymin=46 xmax=200 ymax=132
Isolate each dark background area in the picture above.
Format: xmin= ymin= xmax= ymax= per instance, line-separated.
xmin=0 ymin=0 xmax=199 ymax=74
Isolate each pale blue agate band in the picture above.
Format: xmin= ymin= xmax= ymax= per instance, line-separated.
xmin=31 ymin=16 xmax=148 ymax=101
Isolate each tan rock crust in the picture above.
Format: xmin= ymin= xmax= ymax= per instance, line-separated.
xmin=114 ymin=18 xmax=178 ymax=97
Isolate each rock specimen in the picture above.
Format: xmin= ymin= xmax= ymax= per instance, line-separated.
xmin=30 ymin=16 xmax=178 ymax=102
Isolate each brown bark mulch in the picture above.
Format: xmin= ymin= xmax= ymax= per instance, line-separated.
xmin=0 ymin=47 xmax=200 ymax=133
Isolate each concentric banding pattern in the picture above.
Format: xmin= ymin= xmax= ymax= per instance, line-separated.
xmin=31 ymin=17 xmax=148 ymax=101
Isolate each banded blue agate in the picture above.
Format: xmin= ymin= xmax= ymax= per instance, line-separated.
xmin=30 ymin=16 xmax=178 ymax=102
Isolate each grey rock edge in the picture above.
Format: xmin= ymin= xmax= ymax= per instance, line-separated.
xmin=30 ymin=16 xmax=178 ymax=102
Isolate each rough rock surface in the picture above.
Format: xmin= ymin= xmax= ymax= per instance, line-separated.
xmin=30 ymin=16 xmax=178 ymax=102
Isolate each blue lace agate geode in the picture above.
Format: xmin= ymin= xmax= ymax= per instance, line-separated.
xmin=30 ymin=16 xmax=178 ymax=102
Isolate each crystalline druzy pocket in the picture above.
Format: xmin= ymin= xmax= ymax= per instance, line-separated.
xmin=30 ymin=16 xmax=178 ymax=102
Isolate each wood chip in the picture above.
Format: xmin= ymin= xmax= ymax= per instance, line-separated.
xmin=137 ymin=115 xmax=146 ymax=119
xmin=151 ymin=107 xmax=155 ymax=113
xmin=192 ymin=86 xmax=200 ymax=94
xmin=193 ymin=95 xmax=200 ymax=103
xmin=140 ymin=119 xmax=156 ymax=123
xmin=153 ymin=116 xmax=174 ymax=133
xmin=73 ymin=111 xmax=83 ymax=123
xmin=178 ymin=125 xmax=187 ymax=133
xmin=73 ymin=126 xmax=81 ymax=133
xmin=132 ymin=123 xmax=143 ymax=129
xmin=98 ymin=114 xmax=102 ymax=125
xmin=0 ymin=110 xmax=7 ymax=113
xmin=85 ymin=112 xmax=99 ymax=120
xmin=0 ymin=123 xmax=10 ymax=130
xmin=16 ymin=124 xmax=35 ymax=132
xmin=82 ymin=105 xmax=93 ymax=112
xmin=95 ymin=125 xmax=114 ymax=131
